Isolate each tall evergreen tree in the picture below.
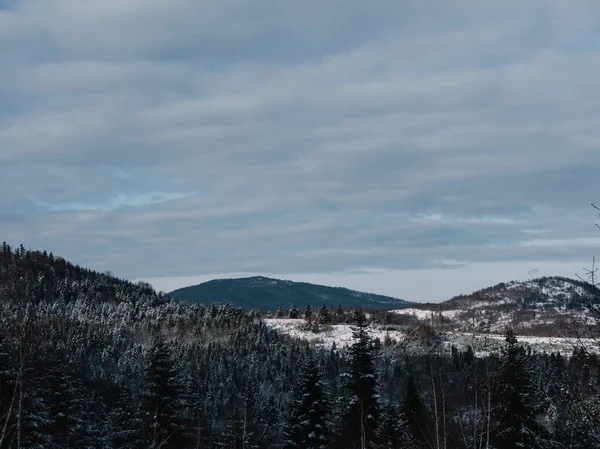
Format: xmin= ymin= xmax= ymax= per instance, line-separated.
xmin=403 ymin=375 xmax=429 ymax=448
xmin=337 ymin=308 xmax=380 ymax=449
xmin=492 ymin=330 xmax=547 ymax=449
xmin=319 ymin=305 xmax=332 ymax=325
xmin=283 ymin=357 xmax=331 ymax=449
xmin=304 ymin=304 xmax=313 ymax=323
xmin=336 ymin=305 xmax=345 ymax=322
xmin=289 ymin=304 xmax=300 ymax=319
xmin=373 ymin=402 xmax=413 ymax=449
xmin=107 ymin=386 xmax=142 ymax=449
xmin=142 ymin=338 xmax=186 ymax=449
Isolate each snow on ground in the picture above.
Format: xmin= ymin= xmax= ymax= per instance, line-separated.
xmin=389 ymin=308 xmax=466 ymax=321
xmin=264 ymin=318 xmax=405 ymax=349
xmin=389 ymin=308 xmax=433 ymax=320
xmin=443 ymin=332 xmax=598 ymax=355
xmin=390 ymin=304 xmax=593 ymax=334
xmin=264 ymin=318 xmax=599 ymax=355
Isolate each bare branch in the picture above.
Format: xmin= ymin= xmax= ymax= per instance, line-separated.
xmin=0 ymin=372 xmax=19 ymax=447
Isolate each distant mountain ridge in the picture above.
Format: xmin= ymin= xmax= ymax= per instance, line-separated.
xmin=169 ymin=276 xmax=414 ymax=311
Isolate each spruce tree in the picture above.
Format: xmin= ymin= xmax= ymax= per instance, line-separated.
xmin=336 ymin=305 xmax=345 ymax=323
xmin=403 ymin=375 xmax=429 ymax=448
xmin=338 ymin=308 xmax=380 ymax=449
xmin=304 ymin=304 xmax=313 ymax=323
xmin=107 ymin=386 xmax=142 ymax=449
xmin=289 ymin=304 xmax=300 ymax=319
xmin=142 ymin=338 xmax=186 ymax=449
xmin=493 ymin=330 xmax=547 ymax=449
xmin=319 ymin=305 xmax=332 ymax=325
xmin=283 ymin=357 xmax=331 ymax=449
xmin=373 ymin=402 xmax=413 ymax=449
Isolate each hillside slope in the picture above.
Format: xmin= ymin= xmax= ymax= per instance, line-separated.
xmin=169 ymin=275 xmax=413 ymax=310
xmin=391 ymin=276 xmax=599 ymax=335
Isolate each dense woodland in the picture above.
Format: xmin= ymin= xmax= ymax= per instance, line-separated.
xmin=1 ymin=243 xmax=600 ymax=448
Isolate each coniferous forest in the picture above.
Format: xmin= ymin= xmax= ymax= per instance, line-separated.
xmin=1 ymin=243 xmax=599 ymax=448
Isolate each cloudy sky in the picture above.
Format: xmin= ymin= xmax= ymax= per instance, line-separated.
xmin=2 ymin=1 xmax=600 ymax=302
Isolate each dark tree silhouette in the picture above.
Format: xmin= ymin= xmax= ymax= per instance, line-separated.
xmin=337 ymin=308 xmax=380 ymax=449
xmin=283 ymin=357 xmax=331 ymax=449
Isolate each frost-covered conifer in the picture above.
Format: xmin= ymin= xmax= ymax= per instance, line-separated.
xmin=283 ymin=357 xmax=331 ymax=449
xmin=337 ymin=308 xmax=380 ymax=449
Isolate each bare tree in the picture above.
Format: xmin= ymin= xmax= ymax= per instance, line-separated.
xmin=572 ymin=203 xmax=600 ymax=354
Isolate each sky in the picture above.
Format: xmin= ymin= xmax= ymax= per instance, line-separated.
xmin=1 ymin=1 xmax=600 ymax=302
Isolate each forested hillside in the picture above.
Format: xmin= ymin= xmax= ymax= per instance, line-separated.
xmin=169 ymin=276 xmax=412 ymax=311
xmin=1 ymin=243 xmax=599 ymax=448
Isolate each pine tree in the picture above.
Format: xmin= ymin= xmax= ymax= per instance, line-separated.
xmin=305 ymin=304 xmax=313 ymax=323
xmin=108 ymin=386 xmax=143 ymax=449
xmin=492 ymin=330 xmax=547 ymax=449
xmin=276 ymin=306 xmax=285 ymax=318
xmin=373 ymin=402 xmax=413 ymax=449
xmin=142 ymin=338 xmax=186 ymax=449
xmin=335 ymin=305 xmax=345 ymax=323
xmin=403 ymin=374 xmax=429 ymax=448
xmin=259 ymin=396 xmax=281 ymax=446
xmin=289 ymin=304 xmax=300 ymax=319
xmin=337 ymin=308 xmax=380 ymax=449
xmin=283 ymin=357 xmax=331 ymax=449
xmin=319 ymin=305 xmax=332 ymax=325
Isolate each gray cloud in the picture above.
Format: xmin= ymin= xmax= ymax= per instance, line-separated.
xmin=1 ymin=0 xmax=600 ymax=293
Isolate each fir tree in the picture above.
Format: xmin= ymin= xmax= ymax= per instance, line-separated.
xmin=403 ymin=375 xmax=429 ymax=448
xmin=492 ymin=330 xmax=547 ymax=449
xmin=276 ymin=306 xmax=285 ymax=318
xmin=289 ymin=304 xmax=300 ymax=319
xmin=107 ymin=386 xmax=142 ymax=449
xmin=336 ymin=305 xmax=345 ymax=322
xmin=142 ymin=338 xmax=186 ymax=449
xmin=305 ymin=304 xmax=313 ymax=323
xmin=338 ymin=308 xmax=380 ymax=449
xmin=283 ymin=357 xmax=331 ymax=449
xmin=319 ymin=305 xmax=332 ymax=325
xmin=373 ymin=402 xmax=413 ymax=449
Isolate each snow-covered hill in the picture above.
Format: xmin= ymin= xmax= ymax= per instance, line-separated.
xmin=390 ymin=276 xmax=598 ymax=336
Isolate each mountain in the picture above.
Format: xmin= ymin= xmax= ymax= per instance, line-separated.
xmin=169 ymin=275 xmax=413 ymax=310
xmin=391 ymin=276 xmax=599 ymax=335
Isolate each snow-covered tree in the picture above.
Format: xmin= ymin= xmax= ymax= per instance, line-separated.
xmin=318 ymin=305 xmax=332 ymax=325
xmin=492 ymin=330 xmax=548 ymax=448
xmin=337 ymin=308 xmax=380 ymax=449
xmin=283 ymin=356 xmax=331 ymax=449
xmin=373 ymin=401 xmax=413 ymax=449
xmin=142 ymin=338 xmax=187 ymax=449
xmin=289 ymin=304 xmax=300 ymax=319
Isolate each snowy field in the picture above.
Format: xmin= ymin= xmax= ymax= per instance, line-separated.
xmin=264 ymin=318 xmax=405 ymax=349
xmin=442 ymin=332 xmax=598 ymax=356
xmin=264 ymin=318 xmax=599 ymax=355
xmin=389 ymin=308 xmax=462 ymax=320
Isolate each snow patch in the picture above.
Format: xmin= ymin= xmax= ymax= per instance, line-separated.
xmin=264 ymin=318 xmax=405 ymax=349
